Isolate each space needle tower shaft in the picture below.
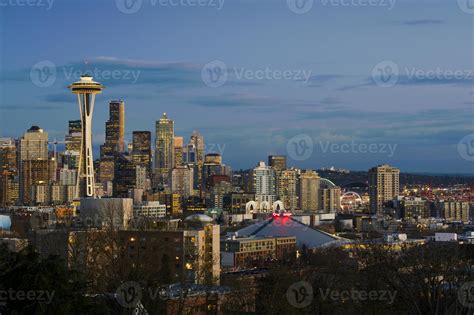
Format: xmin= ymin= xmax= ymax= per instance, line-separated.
xmin=68 ymin=75 xmax=104 ymax=199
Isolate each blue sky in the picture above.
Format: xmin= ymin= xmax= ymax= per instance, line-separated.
xmin=0 ymin=0 xmax=473 ymax=173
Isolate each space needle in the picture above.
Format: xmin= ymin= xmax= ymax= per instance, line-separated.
xmin=68 ymin=75 xmax=104 ymax=199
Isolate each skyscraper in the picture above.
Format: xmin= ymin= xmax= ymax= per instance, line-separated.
xmin=268 ymin=155 xmax=287 ymax=171
xmin=113 ymin=154 xmax=146 ymax=198
xmin=155 ymin=113 xmax=174 ymax=186
xmin=190 ymin=131 xmax=204 ymax=167
xmin=101 ymin=100 xmax=125 ymax=157
xmin=18 ymin=126 xmax=49 ymax=203
xmin=65 ymin=120 xmax=82 ymax=152
xmin=253 ymin=161 xmax=276 ymax=209
xmin=171 ymin=165 xmax=194 ymax=198
xmin=19 ymin=126 xmax=49 ymax=161
xmin=299 ymin=170 xmax=320 ymax=211
xmin=368 ymin=164 xmax=400 ymax=215
xmin=68 ymin=75 xmax=104 ymax=199
xmin=132 ymin=131 xmax=152 ymax=178
xmin=0 ymin=138 xmax=18 ymax=207
xmin=21 ymin=160 xmax=50 ymax=205
xmin=173 ymin=136 xmax=184 ymax=167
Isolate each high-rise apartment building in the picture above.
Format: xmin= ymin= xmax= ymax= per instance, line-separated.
xmin=320 ymin=186 xmax=341 ymax=213
xmin=101 ymin=100 xmax=125 ymax=157
xmin=253 ymin=161 xmax=276 ymax=208
xmin=299 ymin=170 xmax=320 ymax=211
xmin=438 ymin=201 xmax=469 ymax=223
xmin=131 ymin=131 xmax=152 ymax=178
xmin=155 ymin=113 xmax=174 ymax=186
xmin=268 ymin=155 xmax=287 ymax=171
xmin=368 ymin=164 xmax=400 ymax=215
xmin=276 ymin=169 xmax=297 ymax=210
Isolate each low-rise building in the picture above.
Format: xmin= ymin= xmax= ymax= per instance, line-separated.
xmin=437 ymin=201 xmax=469 ymax=223
xmin=133 ymin=201 xmax=166 ymax=218
xmin=221 ymin=236 xmax=296 ymax=270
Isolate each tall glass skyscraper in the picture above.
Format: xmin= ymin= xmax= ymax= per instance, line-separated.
xmin=101 ymin=100 xmax=125 ymax=158
xmin=155 ymin=113 xmax=174 ymax=186
xmin=132 ymin=131 xmax=152 ymax=178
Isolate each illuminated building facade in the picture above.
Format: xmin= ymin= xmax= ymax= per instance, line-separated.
xmin=368 ymin=164 xmax=400 ymax=215
xmin=299 ymin=170 xmax=320 ymax=211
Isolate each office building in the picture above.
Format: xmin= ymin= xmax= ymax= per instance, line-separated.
xmin=221 ymin=236 xmax=296 ymax=270
xmin=171 ymin=166 xmax=194 ymax=198
xmin=18 ymin=126 xmax=49 ymax=204
xmin=21 ymin=160 xmax=50 ymax=205
xmin=173 ymin=136 xmax=184 ymax=167
xmin=131 ymin=131 xmax=152 ymax=178
xmin=155 ymin=113 xmax=174 ymax=186
xmin=190 ymin=131 xmax=204 ymax=167
xmin=0 ymin=138 xmax=18 ymax=207
xmin=133 ymin=201 xmax=166 ymax=218
xmin=101 ymin=100 xmax=125 ymax=157
xmin=113 ymin=154 xmax=146 ymax=198
xmin=65 ymin=120 xmax=82 ymax=152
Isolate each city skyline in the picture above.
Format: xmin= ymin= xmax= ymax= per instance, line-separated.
xmin=0 ymin=0 xmax=473 ymax=174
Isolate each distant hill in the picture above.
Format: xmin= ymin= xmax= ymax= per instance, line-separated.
xmin=317 ymin=170 xmax=474 ymax=187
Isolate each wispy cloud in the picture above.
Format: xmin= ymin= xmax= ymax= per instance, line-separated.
xmin=398 ymin=19 xmax=444 ymax=26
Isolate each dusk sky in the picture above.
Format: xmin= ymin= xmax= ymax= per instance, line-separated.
xmin=0 ymin=0 xmax=473 ymax=173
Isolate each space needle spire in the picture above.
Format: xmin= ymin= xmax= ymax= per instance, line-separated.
xmin=68 ymin=75 xmax=104 ymax=199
